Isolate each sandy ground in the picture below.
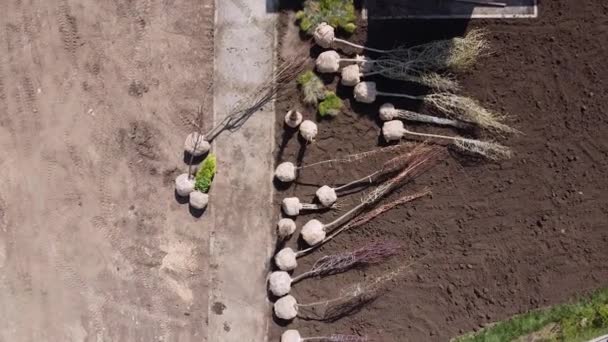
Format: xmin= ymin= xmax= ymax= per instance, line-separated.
xmin=0 ymin=0 xmax=214 ymax=340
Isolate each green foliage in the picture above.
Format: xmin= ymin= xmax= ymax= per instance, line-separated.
xmin=454 ymin=288 xmax=608 ymax=342
xmin=318 ymin=91 xmax=343 ymax=117
xmin=195 ymin=154 xmax=216 ymax=193
xmin=297 ymin=71 xmax=326 ymax=105
xmin=296 ymin=0 xmax=356 ymax=34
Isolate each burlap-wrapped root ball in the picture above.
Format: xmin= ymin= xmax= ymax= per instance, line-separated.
xmin=275 ymin=247 xmax=298 ymax=271
xmin=189 ymin=191 xmax=209 ymax=209
xmin=268 ymin=271 xmax=292 ymax=297
xmin=379 ymin=103 xmax=397 ymax=121
xmin=281 ymin=330 xmax=302 ymax=342
xmin=275 ymin=162 xmax=297 ymax=183
xmin=301 ymin=219 xmax=326 ymax=246
xmin=299 ymin=120 xmax=318 ymax=143
xmin=383 ymin=120 xmax=405 ymax=142
xmin=354 ymin=81 xmax=377 ymax=104
xmin=284 ymin=110 xmax=303 ymax=128
xmin=316 ymin=50 xmax=341 ymax=73
xmin=316 ymin=185 xmax=337 ymax=207
xmin=175 ymin=173 xmax=195 ymax=197
xmin=281 ymin=197 xmax=302 ymax=216
xmin=184 ymin=132 xmax=210 ymax=157
xmin=274 ymin=295 xmax=298 ymax=320
xmin=341 ymin=64 xmax=361 ymax=86
xmin=277 ymin=218 xmax=297 ymax=239
xmin=313 ymin=22 xmax=335 ymax=49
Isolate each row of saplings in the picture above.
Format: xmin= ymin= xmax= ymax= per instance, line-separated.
xmin=272 ymin=144 xmax=443 ymax=342
xmin=271 ymin=22 xmax=518 ymax=341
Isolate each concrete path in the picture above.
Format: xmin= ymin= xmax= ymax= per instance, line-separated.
xmin=208 ymin=0 xmax=277 ymax=341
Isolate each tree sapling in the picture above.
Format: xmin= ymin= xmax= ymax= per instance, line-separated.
xmin=281 ymin=197 xmax=336 ymax=217
xmin=382 ymin=120 xmax=512 ymax=160
xmin=274 ymin=262 xmax=416 ymax=321
xmin=354 ymin=81 xmax=516 ymax=134
xmin=268 ymin=241 xmax=399 ymax=297
xmin=273 ymin=144 xmax=412 ymax=184
xmin=379 ymin=103 xmax=472 ymax=129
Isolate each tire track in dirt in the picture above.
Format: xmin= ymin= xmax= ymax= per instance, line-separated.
xmin=56 ymin=0 xmax=80 ymax=56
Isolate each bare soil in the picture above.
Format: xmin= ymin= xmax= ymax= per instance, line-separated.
xmin=0 ymin=0 xmax=214 ymax=340
xmin=272 ymin=1 xmax=608 ymax=341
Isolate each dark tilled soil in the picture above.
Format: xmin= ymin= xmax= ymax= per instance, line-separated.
xmin=271 ymin=2 xmax=608 ymax=342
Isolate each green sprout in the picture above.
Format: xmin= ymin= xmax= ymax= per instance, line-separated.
xmin=296 ymin=0 xmax=356 ymax=34
xmin=297 ymin=70 xmax=326 ymax=105
xmin=195 ymin=154 xmax=216 ymax=193
xmin=318 ymin=91 xmax=343 ymax=117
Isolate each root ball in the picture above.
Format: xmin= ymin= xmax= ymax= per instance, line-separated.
xmin=189 ymin=191 xmax=209 ymax=209
xmin=379 ymin=103 xmax=397 ymax=121
xmin=184 ymin=132 xmax=210 ymax=157
xmin=354 ymin=81 xmax=377 ymax=103
xmin=301 ymin=219 xmax=326 ymax=246
xmin=281 ymin=197 xmax=301 ymax=216
xmin=382 ymin=120 xmax=405 ymax=142
xmin=274 ymin=295 xmax=298 ymax=320
xmin=341 ymin=64 xmax=361 ymax=86
xmin=299 ymin=120 xmax=318 ymax=143
xmin=275 ymin=247 xmax=298 ymax=271
xmin=275 ymin=162 xmax=297 ymax=183
xmin=268 ymin=271 xmax=292 ymax=297
xmin=281 ymin=330 xmax=302 ymax=342
xmin=313 ymin=22 xmax=335 ymax=49
xmin=316 ymin=185 xmax=337 ymax=207
xmin=277 ymin=218 xmax=297 ymax=238
xmin=175 ymin=173 xmax=195 ymax=197
xmin=316 ymin=50 xmax=341 ymax=73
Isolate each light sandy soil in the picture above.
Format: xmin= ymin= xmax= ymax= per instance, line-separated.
xmin=0 ymin=0 xmax=214 ymax=340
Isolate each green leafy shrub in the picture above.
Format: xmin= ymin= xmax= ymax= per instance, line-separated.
xmin=296 ymin=0 xmax=356 ymax=34
xmin=297 ymin=71 xmax=326 ymax=105
xmin=195 ymin=154 xmax=216 ymax=193
xmin=318 ymin=91 xmax=343 ymax=117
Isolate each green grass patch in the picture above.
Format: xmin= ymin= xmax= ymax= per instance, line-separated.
xmin=194 ymin=154 xmax=216 ymax=193
xmin=454 ymin=288 xmax=608 ymax=342
xmin=297 ymin=70 xmax=326 ymax=105
xmin=296 ymin=0 xmax=356 ymax=34
xmin=318 ymin=91 xmax=343 ymax=117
